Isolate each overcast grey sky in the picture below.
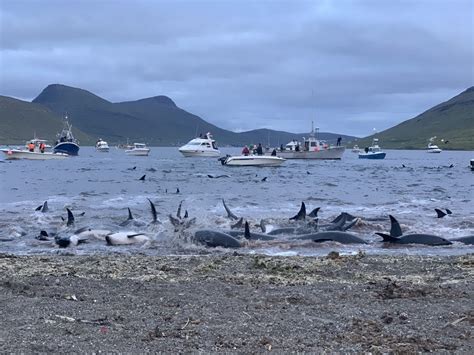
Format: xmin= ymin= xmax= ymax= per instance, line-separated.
xmin=1 ymin=0 xmax=472 ymax=136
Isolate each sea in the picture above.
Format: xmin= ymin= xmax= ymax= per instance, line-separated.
xmin=0 ymin=147 xmax=473 ymax=256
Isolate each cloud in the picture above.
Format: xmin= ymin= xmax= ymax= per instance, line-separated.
xmin=1 ymin=0 xmax=472 ymax=136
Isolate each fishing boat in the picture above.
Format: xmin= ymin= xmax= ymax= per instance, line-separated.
xmin=219 ymin=154 xmax=285 ymax=167
xmin=358 ymin=138 xmax=386 ymax=159
xmin=179 ymin=132 xmax=220 ymax=157
xmin=276 ymin=122 xmax=345 ymax=160
xmin=95 ymin=139 xmax=110 ymax=152
xmin=427 ymin=137 xmax=442 ymax=153
xmin=1 ymin=138 xmax=69 ymax=160
xmin=53 ymin=115 xmax=80 ymax=156
xmin=125 ymin=143 xmax=150 ymax=156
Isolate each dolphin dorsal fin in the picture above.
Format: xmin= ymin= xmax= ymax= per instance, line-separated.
xmin=147 ymin=199 xmax=157 ymax=223
xmin=244 ymin=221 xmax=251 ymax=240
xmin=127 ymin=208 xmax=134 ymax=220
xmin=435 ymin=208 xmax=447 ymax=218
xmin=308 ymin=207 xmax=320 ymax=218
xmin=41 ymin=201 xmax=49 ymax=213
xmin=389 ymin=215 xmax=403 ymax=237
xmin=66 ymin=208 xmax=75 ymax=226
xmin=290 ymin=202 xmax=306 ymax=221
xmin=177 ymin=201 xmax=183 ymax=219
xmin=222 ymin=199 xmax=239 ymax=220
xmin=231 ymin=217 xmax=244 ymax=229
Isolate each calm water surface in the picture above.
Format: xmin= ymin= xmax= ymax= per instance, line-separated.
xmin=0 ymin=147 xmax=473 ymax=256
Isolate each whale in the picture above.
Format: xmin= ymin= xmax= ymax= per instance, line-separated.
xmin=376 ymin=232 xmax=452 ymax=246
xmin=222 ymin=199 xmax=239 ymax=220
xmin=105 ymin=232 xmax=150 ymax=246
xmin=295 ymin=231 xmax=367 ymax=244
xmin=290 ymin=202 xmax=306 ymax=221
xmin=451 ymin=236 xmax=474 ymax=245
xmin=193 ymin=230 xmax=242 ymax=248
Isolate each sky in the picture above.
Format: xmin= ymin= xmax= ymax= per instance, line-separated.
xmin=0 ymin=0 xmax=472 ymax=137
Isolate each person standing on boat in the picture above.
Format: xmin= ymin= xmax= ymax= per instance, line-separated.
xmin=337 ymin=137 xmax=342 ymax=146
xmin=39 ymin=142 xmax=46 ymax=153
xmin=242 ymin=145 xmax=250 ymax=156
xmin=256 ymin=143 xmax=263 ymax=155
xmin=28 ymin=142 xmax=35 ymax=152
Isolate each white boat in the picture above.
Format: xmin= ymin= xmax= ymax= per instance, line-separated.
xmin=352 ymin=145 xmax=360 ymax=153
xmin=427 ymin=137 xmax=442 ymax=153
xmin=95 ymin=139 xmax=110 ymax=152
xmin=179 ymin=132 xmax=220 ymax=157
xmin=276 ymin=122 xmax=345 ymax=160
xmin=125 ymin=143 xmax=150 ymax=156
xmin=219 ymin=155 xmax=285 ymax=167
xmin=358 ymin=138 xmax=386 ymax=159
xmin=1 ymin=138 xmax=69 ymax=160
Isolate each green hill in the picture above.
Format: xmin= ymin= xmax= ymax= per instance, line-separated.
xmin=355 ymin=87 xmax=474 ymax=150
xmin=0 ymin=95 xmax=93 ymax=145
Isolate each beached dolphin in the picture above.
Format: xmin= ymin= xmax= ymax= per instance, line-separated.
xmin=222 ymin=199 xmax=239 ymax=220
xmin=451 ymin=236 xmax=474 ymax=245
xmin=55 ymin=230 xmax=89 ymax=248
xmin=193 ymin=230 xmax=242 ymax=248
xmin=290 ymin=202 xmax=306 ymax=221
xmin=36 ymin=230 xmax=51 ymax=241
xmin=375 ymin=232 xmax=452 ymax=246
xmin=105 ymin=232 xmax=150 ymax=246
xmin=35 ymin=201 xmax=49 ymax=213
xmin=243 ymin=221 xmax=276 ymax=241
xmin=295 ymin=231 xmax=367 ymax=244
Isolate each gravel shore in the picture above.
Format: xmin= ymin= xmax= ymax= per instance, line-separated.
xmin=0 ymin=253 xmax=472 ymax=352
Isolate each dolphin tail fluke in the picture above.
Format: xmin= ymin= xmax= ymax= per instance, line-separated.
xmin=290 ymin=202 xmax=306 ymax=221
xmin=375 ymin=232 xmax=399 ymax=242
xmin=435 ymin=208 xmax=446 ymax=218
xmin=222 ymin=199 xmax=239 ymax=220
xmin=66 ymin=208 xmax=75 ymax=226
xmin=147 ymin=199 xmax=157 ymax=223
xmin=244 ymin=221 xmax=251 ymax=240
xmin=389 ymin=215 xmax=403 ymax=237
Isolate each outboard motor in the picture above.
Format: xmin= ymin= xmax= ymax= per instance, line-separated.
xmin=218 ymin=155 xmax=230 ymax=165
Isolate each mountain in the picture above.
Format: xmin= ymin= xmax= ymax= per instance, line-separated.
xmin=355 ymin=87 xmax=474 ymax=150
xmin=0 ymin=95 xmax=93 ymax=144
xmin=28 ymin=84 xmax=353 ymax=146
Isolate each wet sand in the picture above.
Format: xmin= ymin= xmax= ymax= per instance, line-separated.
xmin=0 ymin=253 xmax=472 ymax=352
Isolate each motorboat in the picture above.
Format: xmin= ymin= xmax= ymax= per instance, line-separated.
xmin=358 ymin=138 xmax=386 ymax=159
xmin=125 ymin=143 xmax=150 ymax=156
xmin=427 ymin=137 xmax=442 ymax=153
xmin=96 ymin=139 xmax=110 ymax=152
xmin=53 ymin=115 xmax=80 ymax=156
xmin=219 ymin=154 xmax=285 ymax=167
xmin=352 ymin=145 xmax=360 ymax=153
xmin=1 ymin=138 xmax=69 ymax=160
xmin=276 ymin=122 xmax=345 ymax=160
xmin=179 ymin=132 xmax=220 ymax=157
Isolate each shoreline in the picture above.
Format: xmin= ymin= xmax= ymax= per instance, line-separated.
xmin=0 ymin=253 xmax=472 ymax=352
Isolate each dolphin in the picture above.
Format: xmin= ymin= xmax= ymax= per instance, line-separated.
xmin=435 ymin=208 xmax=452 ymax=218
xmin=389 ymin=215 xmax=403 ymax=237
xmin=231 ymin=217 xmax=244 ymax=229
xmin=55 ymin=234 xmax=88 ymax=248
xmin=193 ymin=230 xmax=241 ymax=248
xmin=375 ymin=233 xmax=452 ymax=246
xmin=139 ymin=175 xmax=146 ymax=181
xmin=296 ymin=231 xmax=367 ymax=244
xmin=147 ymin=198 xmax=159 ymax=224
xmin=308 ymin=207 xmax=320 ymax=218
xmin=105 ymin=232 xmax=150 ymax=245
xmin=222 ymin=199 xmax=239 ymax=220
xmin=35 ymin=201 xmax=49 ymax=213
xmin=36 ymin=230 xmax=51 ymax=241
xmin=176 ymin=201 xmax=183 ymax=219
xmin=243 ymin=221 xmax=276 ymax=241
xmin=451 ymin=236 xmax=474 ymax=245
xmin=289 ymin=202 xmax=306 ymax=221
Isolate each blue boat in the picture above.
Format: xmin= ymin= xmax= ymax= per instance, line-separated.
xmin=359 ymin=138 xmax=386 ymax=159
xmin=53 ymin=115 xmax=80 ymax=156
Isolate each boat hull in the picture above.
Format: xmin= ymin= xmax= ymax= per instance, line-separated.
xmin=277 ymin=146 xmax=345 ymax=160
xmin=1 ymin=149 xmax=69 ymax=160
xmin=427 ymin=149 xmax=442 ymax=153
xmin=179 ymin=149 xmax=220 ymax=157
xmin=358 ymin=152 xmax=386 ymax=159
xmin=53 ymin=142 xmax=80 ymax=156
xmin=125 ymin=149 xmax=150 ymax=156
xmin=223 ymin=155 xmax=285 ymax=167
xmin=96 ymin=148 xmax=110 ymax=152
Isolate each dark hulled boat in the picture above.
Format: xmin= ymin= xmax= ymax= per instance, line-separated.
xmin=53 ymin=116 xmax=80 ymax=156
